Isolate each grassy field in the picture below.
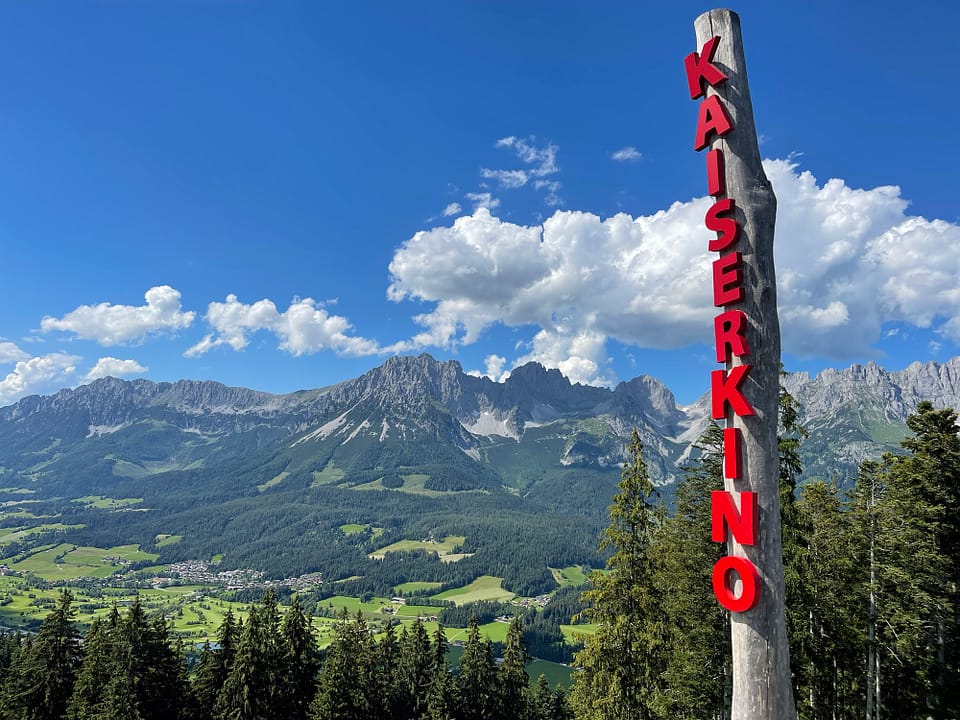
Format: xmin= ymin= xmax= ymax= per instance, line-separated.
xmin=550 ymin=565 xmax=589 ymax=587
xmin=369 ymin=535 xmax=466 ymax=560
xmin=73 ymin=495 xmax=144 ymax=509
xmin=561 ymin=623 xmax=598 ymax=644
xmin=257 ymin=471 xmax=289 ymax=492
xmin=527 ymin=658 xmax=574 ymax=688
xmin=393 ymin=581 xmax=442 ymax=594
xmin=432 ymin=575 xmax=515 ymax=606
xmin=155 ymin=534 xmax=183 ymax=547
xmin=10 ymin=543 xmax=159 ymax=581
xmin=0 ymin=523 xmax=85 ymax=545
xmin=310 ymin=462 xmax=346 ymax=487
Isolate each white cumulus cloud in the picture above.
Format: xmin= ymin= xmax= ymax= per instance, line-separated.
xmin=611 ymin=146 xmax=642 ymax=162
xmin=0 ymin=353 xmax=80 ymax=406
xmin=442 ymin=202 xmax=462 ymax=217
xmin=85 ymin=357 xmax=148 ymax=381
xmin=478 ymin=136 xmax=562 ymax=206
xmin=466 ymin=354 xmax=511 ymax=383
xmin=185 ymin=294 xmax=387 ymax=358
xmin=465 ymin=192 xmax=500 ymax=212
xmin=388 ymin=161 xmax=960 ymax=385
xmin=0 ymin=342 xmax=30 ymax=364
xmin=40 ymin=285 xmax=195 ymax=345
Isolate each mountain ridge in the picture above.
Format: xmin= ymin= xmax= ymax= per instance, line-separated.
xmin=2 ymin=354 xmax=959 ymax=494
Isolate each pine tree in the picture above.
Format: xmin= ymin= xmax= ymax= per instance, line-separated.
xmin=374 ymin=619 xmax=402 ymax=720
xmin=456 ymin=616 xmax=498 ymax=720
xmin=898 ymin=402 xmax=960 ymax=717
xmin=396 ymin=618 xmax=433 ymax=720
xmin=652 ymin=422 xmax=729 ymax=720
xmin=193 ymin=610 xmax=239 ymax=720
xmin=3 ymin=589 xmax=82 ymax=720
xmin=425 ymin=622 xmax=455 ymax=720
xmin=215 ymin=593 xmax=283 ymax=720
xmin=498 ymin=616 xmax=529 ymax=720
xmin=794 ymin=480 xmax=862 ymax=719
xmin=569 ymin=429 xmax=663 ymax=720
xmin=278 ymin=596 xmax=319 ymax=720
xmin=311 ymin=610 xmax=374 ymax=720
xmin=67 ymin=617 xmax=115 ymax=719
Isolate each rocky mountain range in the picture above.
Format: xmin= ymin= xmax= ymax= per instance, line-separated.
xmin=2 ymin=353 xmax=959 ymax=501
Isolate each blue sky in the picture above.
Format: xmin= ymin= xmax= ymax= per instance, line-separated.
xmin=1 ymin=1 xmax=958 ymax=406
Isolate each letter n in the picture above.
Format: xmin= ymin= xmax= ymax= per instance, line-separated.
xmin=711 ymin=490 xmax=758 ymax=544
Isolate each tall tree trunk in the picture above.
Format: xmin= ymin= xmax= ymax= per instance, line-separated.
xmin=693 ymin=9 xmax=797 ymax=720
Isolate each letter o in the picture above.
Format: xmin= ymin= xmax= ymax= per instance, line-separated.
xmin=712 ymin=555 xmax=760 ymax=612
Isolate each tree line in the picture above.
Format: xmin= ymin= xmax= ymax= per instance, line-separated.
xmin=2 ymin=396 xmax=956 ymax=719
xmin=572 ymin=399 xmax=959 ymax=719
xmin=0 ymin=590 xmax=572 ymax=720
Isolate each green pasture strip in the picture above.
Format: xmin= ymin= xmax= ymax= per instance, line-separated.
xmin=10 ymin=543 xmax=159 ymax=581
xmin=431 ymin=575 xmax=515 ymax=606
xmin=310 ymin=463 xmax=346 ymax=487
xmin=561 ymin=623 xmax=597 ymax=644
xmin=393 ymin=581 xmax=442 ymax=594
xmin=369 ymin=535 xmax=466 ymax=560
xmin=257 ymin=471 xmax=289 ymax=492
xmin=549 ymin=565 xmax=589 ymax=587
xmin=155 ymin=534 xmax=183 ymax=547
xmin=0 ymin=523 xmax=85 ymax=546
xmin=73 ymin=495 xmax=144 ymax=509
xmin=527 ymin=659 xmax=574 ymax=688
xmin=339 ymin=523 xmax=366 ymax=535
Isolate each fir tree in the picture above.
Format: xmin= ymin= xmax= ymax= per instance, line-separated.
xmin=652 ymin=422 xmax=729 ymax=720
xmin=425 ymin=622 xmax=455 ymax=720
xmin=794 ymin=479 xmax=862 ymax=720
xmin=569 ymin=429 xmax=663 ymax=720
xmin=3 ymin=589 xmax=82 ymax=720
xmin=456 ymin=616 xmax=498 ymax=720
xmin=498 ymin=616 xmax=529 ymax=720
xmin=278 ymin=596 xmax=319 ymax=720
xmin=66 ymin=618 xmax=115 ymax=719
xmin=193 ymin=609 xmax=240 ymax=720
xmin=396 ymin=618 xmax=433 ymax=720
xmin=215 ymin=593 xmax=283 ymax=720
xmin=311 ymin=610 xmax=374 ymax=720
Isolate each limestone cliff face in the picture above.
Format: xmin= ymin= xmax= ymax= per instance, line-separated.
xmin=1 ymin=354 xmax=958 ymax=493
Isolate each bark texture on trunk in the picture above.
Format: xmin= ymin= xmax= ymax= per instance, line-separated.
xmin=693 ymin=9 xmax=797 ymax=720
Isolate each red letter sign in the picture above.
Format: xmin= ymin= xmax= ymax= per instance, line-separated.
xmin=712 ymin=252 xmax=744 ymax=306
xmin=684 ymin=35 xmax=728 ymax=99
xmin=712 ymin=555 xmax=760 ymax=612
xmin=711 ymin=490 xmax=758 ymax=544
xmin=724 ymin=427 xmax=743 ymax=479
xmin=711 ymin=365 xmax=755 ymax=418
xmin=707 ymin=148 xmax=725 ymax=196
xmin=706 ymin=199 xmax=740 ymax=252
xmin=694 ymin=95 xmax=734 ymax=151
xmin=714 ymin=309 xmax=749 ymax=363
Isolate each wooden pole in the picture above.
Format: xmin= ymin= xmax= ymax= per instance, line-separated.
xmin=692 ymin=9 xmax=797 ymax=720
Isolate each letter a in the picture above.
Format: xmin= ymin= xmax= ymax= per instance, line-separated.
xmin=694 ymin=95 xmax=734 ymax=151
xmin=685 ymin=35 xmax=728 ymax=99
